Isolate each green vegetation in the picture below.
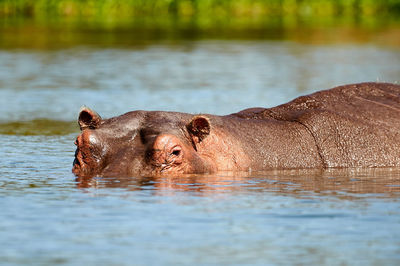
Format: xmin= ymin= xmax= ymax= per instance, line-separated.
xmin=1 ymin=0 xmax=400 ymax=18
xmin=1 ymin=1 xmax=399 ymax=48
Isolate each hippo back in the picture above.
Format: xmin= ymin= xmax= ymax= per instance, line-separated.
xmin=262 ymin=82 xmax=400 ymax=168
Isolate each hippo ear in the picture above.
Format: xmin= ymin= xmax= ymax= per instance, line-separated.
xmin=78 ymin=106 xmax=102 ymax=130
xmin=187 ymin=116 xmax=211 ymax=144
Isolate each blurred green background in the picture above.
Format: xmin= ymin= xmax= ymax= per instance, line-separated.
xmin=1 ymin=0 xmax=400 ymax=49
xmin=2 ymin=0 xmax=400 ymax=17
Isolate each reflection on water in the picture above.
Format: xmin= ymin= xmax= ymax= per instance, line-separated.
xmin=76 ymin=168 xmax=400 ymax=199
xmin=1 ymin=17 xmax=400 ymax=49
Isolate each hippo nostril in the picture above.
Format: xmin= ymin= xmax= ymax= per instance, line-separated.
xmin=73 ymin=148 xmax=81 ymax=167
xmin=73 ymin=148 xmax=87 ymax=169
xmin=73 ymin=157 xmax=80 ymax=167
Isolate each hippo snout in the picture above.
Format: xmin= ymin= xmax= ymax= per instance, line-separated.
xmin=72 ymin=137 xmax=87 ymax=176
xmin=72 ymin=131 xmax=103 ymax=177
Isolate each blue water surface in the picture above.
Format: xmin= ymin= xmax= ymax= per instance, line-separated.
xmin=1 ymin=40 xmax=400 ymax=265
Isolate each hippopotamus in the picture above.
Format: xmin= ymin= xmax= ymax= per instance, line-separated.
xmin=73 ymin=82 xmax=400 ymax=178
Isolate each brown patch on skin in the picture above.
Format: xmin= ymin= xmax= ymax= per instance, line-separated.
xmin=195 ymin=126 xmax=251 ymax=171
xmin=149 ymin=134 xmax=185 ymax=173
xmin=148 ymin=133 xmax=218 ymax=174
xmin=186 ymin=115 xmax=251 ymax=172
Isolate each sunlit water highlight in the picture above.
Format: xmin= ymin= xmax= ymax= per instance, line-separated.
xmin=1 ymin=40 xmax=400 ymax=265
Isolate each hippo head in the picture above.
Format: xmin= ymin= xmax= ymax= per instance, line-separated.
xmin=72 ymin=107 xmax=216 ymax=177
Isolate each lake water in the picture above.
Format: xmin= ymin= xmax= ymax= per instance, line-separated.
xmin=1 ymin=25 xmax=400 ymax=265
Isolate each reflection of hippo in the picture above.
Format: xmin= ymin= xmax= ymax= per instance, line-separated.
xmin=75 ymin=168 xmax=400 ymax=196
xmin=73 ymin=82 xmax=400 ymax=177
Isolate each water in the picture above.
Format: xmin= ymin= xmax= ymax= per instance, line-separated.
xmin=1 ymin=28 xmax=400 ymax=265
xmin=1 ymin=42 xmax=399 ymax=122
xmin=2 ymin=134 xmax=400 ymax=265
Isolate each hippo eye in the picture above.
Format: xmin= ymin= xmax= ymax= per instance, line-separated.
xmin=171 ymin=146 xmax=182 ymax=156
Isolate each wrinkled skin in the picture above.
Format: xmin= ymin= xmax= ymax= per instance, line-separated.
xmin=73 ymin=82 xmax=400 ymax=178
